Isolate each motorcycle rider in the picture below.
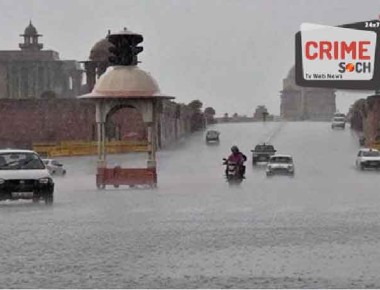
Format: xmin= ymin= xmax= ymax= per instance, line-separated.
xmin=226 ymin=145 xmax=247 ymax=177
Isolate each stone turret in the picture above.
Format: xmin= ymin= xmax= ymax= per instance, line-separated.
xmin=19 ymin=21 xmax=43 ymax=51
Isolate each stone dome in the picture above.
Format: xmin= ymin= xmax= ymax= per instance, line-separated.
xmin=89 ymin=38 xmax=113 ymax=61
xmin=79 ymin=66 xmax=168 ymax=99
xmin=23 ymin=21 xmax=39 ymax=36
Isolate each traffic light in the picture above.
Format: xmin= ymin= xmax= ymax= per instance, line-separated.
xmin=107 ymin=28 xmax=144 ymax=66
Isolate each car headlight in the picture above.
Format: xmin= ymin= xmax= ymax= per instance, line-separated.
xmin=39 ymin=177 xmax=52 ymax=184
xmin=0 ymin=178 xmax=5 ymax=184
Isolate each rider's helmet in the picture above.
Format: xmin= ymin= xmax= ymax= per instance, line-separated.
xmin=231 ymin=145 xmax=239 ymax=153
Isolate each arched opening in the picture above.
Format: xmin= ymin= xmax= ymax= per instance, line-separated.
xmin=40 ymin=90 xmax=57 ymax=99
xmin=105 ymin=105 xmax=147 ymax=142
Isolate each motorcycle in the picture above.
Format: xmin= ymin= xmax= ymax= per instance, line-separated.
xmin=223 ymin=158 xmax=245 ymax=184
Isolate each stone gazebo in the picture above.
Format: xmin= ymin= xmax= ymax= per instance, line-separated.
xmin=79 ymin=28 xmax=173 ymax=189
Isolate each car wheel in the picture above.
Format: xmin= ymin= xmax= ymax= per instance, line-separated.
xmin=44 ymin=193 xmax=53 ymax=205
xmin=62 ymin=170 xmax=66 ymax=175
xmin=360 ymin=164 xmax=365 ymax=171
xmin=266 ymin=172 xmax=272 ymax=177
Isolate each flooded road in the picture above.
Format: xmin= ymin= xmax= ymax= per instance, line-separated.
xmin=1 ymin=122 xmax=380 ymax=288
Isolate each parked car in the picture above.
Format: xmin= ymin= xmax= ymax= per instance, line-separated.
xmin=355 ymin=148 xmax=380 ymax=170
xmin=0 ymin=149 xmax=54 ymax=204
xmin=42 ymin=159 xmax=66 ymax=176
xmin=331 ymin=113 xmax=346 ymax=129
xmin=251 ymin=143 xmax=276 ymax=165
xmin=205 ymin=130 xmax=220 ymax=143
xmin=266 ymin=154 xmax=295 ymax=177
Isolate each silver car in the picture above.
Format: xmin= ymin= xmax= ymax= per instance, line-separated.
xmin=266 ymin=155 xmax=295 ymax=177
xmin=42 ymin=159 xmax=66 ymax=176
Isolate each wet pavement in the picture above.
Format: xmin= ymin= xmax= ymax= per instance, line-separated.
xmin=1 ymin=122 xmax=380 ymax=288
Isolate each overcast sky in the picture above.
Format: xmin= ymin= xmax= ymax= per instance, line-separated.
xmin=0 ymin=0 xmax=379 ymax=116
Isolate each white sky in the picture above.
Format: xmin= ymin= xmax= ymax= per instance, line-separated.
xmin=0 ymin=0 xmax=378 ymax=116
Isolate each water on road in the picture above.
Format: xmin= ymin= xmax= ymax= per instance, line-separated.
xmin=1 ymin=122 xmax=379 ymax=288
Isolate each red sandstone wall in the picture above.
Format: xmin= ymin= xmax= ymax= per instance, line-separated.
xmin=0 ymin=99 xmax=94 ymax=148
xmin=109 ymin=108 xmax=147 ymax=141
xmin=0 ymin=99 xmax=147 ymax=149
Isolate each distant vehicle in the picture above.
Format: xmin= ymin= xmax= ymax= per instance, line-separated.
xmin=42 ymin=159 xmax=66 ymax=176
xmin=355 ymin=148 xmax=380 ymax=170
xmin=331 ymin=113 xmax=346 ymax=129
xmin=0 ymin=149 xmax=54 ymax=204
xmin=251 ymin=143 xmax=276 ymax=165
xmin=266 ymin=155 xmax=295 ymax=177
xmin=205 ymin=130 xmax=220 ymax=143
xmin=223 ymin=158 xmax=244 ymax=184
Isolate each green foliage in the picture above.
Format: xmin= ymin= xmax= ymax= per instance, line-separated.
xmin=188 ymin=100 xmax=203 ymax=112
xmin=204 ymin=107 xmax=216 ymax=116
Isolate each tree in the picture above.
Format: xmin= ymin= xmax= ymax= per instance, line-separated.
xmin=187 ymin=100 xmax=205 ymax=132
xmin=204 ymin=107 xmax=216 ymax=116
xmin=188 ymin=100 xmax=203 ymax=112
xmin=204 ymin=107 xmax=216 ymax=124
xmin=223 ymin=113 xmax=229 ymax=122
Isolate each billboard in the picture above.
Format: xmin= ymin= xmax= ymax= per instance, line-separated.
xmin=295 ymin=20 xmax=380 ymax=89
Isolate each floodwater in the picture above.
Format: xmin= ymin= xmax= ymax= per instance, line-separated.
xmin=1 ymin=122 xmax=380 ymax=288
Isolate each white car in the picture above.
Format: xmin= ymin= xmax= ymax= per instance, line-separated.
xmin=42 ymin=159 xmax=66 ymax=176
xmin=0 ymin=149 xmax=54 ymax=204
xmin=356 ymin=148 xmax=380 ymax=170
xmin=266 ymin=154 xmax=295 ymax=177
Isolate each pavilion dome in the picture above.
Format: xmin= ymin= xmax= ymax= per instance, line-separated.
xmin=79 ymin=66 xmax=163 ymax=98
xmin=23 ymin=21 xmax=39 ymax=36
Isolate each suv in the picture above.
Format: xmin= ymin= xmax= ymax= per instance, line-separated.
xmin=251 ymin=143 xmax=276 ymax=165
xmin=356 ymin=148 xmax=380 ymax=170
xmin=331 ymin=113 xmax=346 ymax=129
xmin=0 ymin=149 xmax=54 ymax=204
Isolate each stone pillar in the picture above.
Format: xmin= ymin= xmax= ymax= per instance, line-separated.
xmin=97 ymin=61 xmax=108 ymax=78
xmin=147 ymin=122 xmax=156 ymax=168
xmin=28 ymin=66 xmax=33 ymax=98
xmin=84 ymin=62 xmax=96 ymax=92
xmin=33 ymin=63 xmax=38 ymax=98
xmin=45 ymin=64 xmax=51 ymax=91
xmin=96 ymin=102 xmax=107 ymax=168
xmin=17 ymin=65 xmax=22 ymax=99
xmin=7 ymin=64 xmax=13 ymax=99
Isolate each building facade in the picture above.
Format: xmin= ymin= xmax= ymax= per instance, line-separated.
xmin=0 ymin=22 xmax=82 ymax=99
xmin=0 ymin=26 xmax=196 ymax=150
xmin=280 ymin=67 xmax=336 ymax=121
